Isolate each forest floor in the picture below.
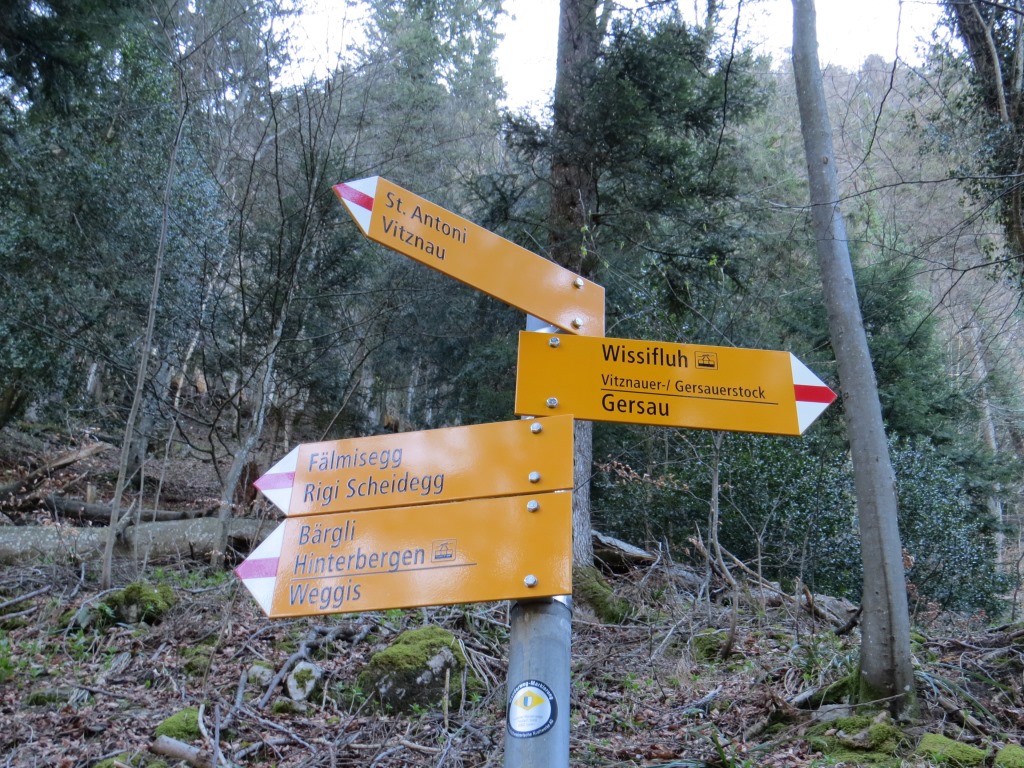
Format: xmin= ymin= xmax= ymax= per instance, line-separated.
xmin=2 ymin=426 xmax=1024 ymax=767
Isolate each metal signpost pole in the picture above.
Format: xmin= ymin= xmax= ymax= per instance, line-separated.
xmin=505 ymin=596 xmax=572 ymax=766
xmin=505 ymin=316 xmax=572 ymax=768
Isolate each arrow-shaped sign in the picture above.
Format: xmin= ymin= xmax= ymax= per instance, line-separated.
xmin=333 ymin=177 xmax=605 ymax=336
xmin=235 ymin=492 xmax=572 ymax=617
xmin=514 ymin=332 xmax=836 ymax=436
xmin=253 ymin=415 xmax=575 ymax=517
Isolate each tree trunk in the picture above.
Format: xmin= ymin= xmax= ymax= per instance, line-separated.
xmin=968 ymin=322 xmax=1005 ymax=563
xmin=0 ymin=518 xmax=271 ymax=566
xmin=550 ymin=0 xmax=606 ymax=567
xmin=791 ymin=0 xmax=918 ymax=719
xmin=100 ymin=74 xmax=188 ymax=589
xmin=210 ymin=312 xmax=285 ymax=567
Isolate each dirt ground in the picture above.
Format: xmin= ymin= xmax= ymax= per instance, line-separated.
xmin=2 ymin=428 xmax=1024 ymax=767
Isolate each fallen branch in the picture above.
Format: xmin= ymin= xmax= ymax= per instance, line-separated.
xmin=45 ymin=495 xmax=214 ymax=524
xmin=0 ymin=585 xmax=49 ymax=613
xmin=0 ymin=442 xmax=111 ymax=499
xmin=150 ymin=735 xmax=215 ymax=768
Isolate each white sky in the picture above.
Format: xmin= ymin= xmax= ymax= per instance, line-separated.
xmin=496 ymin=0 xmax=945 ymax=110
xmin=291 ymin=1 xmax=946 ymax=111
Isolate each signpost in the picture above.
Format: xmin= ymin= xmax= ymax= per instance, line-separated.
xmin=231 ymin=178 xmax=838 ymax=768
xmin=235 ymin=492 xmax=572 ymax=618
xmin=514 ymin=332 xmax=836 ymax=435
xmin=253 ymin=415 xmax=575 ymax=517
xmin=237 ymin=416 xmax=576 ymax=616
xmin=333 ymin=177 xmax=605 ymax=336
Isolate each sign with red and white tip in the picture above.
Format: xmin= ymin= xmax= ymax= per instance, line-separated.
xmin=333 ymin=176 xmax=605 ymax=336
xmin=515 ymin=332 xmax=837 ymax=436
xmin=252 ymin=416 xmax=575 ymax=518
xmin=234 ymin=492 xmax=572 ymax=617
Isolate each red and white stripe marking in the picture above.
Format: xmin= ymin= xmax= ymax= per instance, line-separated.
xmin=791 ymin=354 xmax=837 ymax=434
xmin=237 ymin=446 xmax=300 ymax=614
xmin=233 ymin=522 xmax=285 ymax=615
xmin=252 ymin=446 xmax=299 ymax=515
xmin=333 ymin=177 xmax=379 ymax=235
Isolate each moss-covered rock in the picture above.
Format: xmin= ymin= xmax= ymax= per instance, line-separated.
xmin=996 ymin=744 xmax=1024 ymax=768
xmin=286 ymin=660 xmax=323 ymax=702
xmin=804 ymin=712 xmax=906 ymax=766
xmin=154 ymin=707 xmax=201 ymax=741
xmin=246 ymin=662 xmax=275 ymax=688
xmin=101 ymin=582 xmax=176 ymax=625
xmin=357 ymin=626 xmax=467 ymax=713
xmin=271 ymin=696 xmax=308 ymax=715
xmin=914 ymin=733 xmax=987 ymax=766
xmin=574 ymin=565 xmax=632 ymax=624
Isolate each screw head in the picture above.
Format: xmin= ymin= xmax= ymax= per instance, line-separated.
xmin=573 ymin=277 xmax=585 ymax=288
xmin=571 ymin=317 xmax=583 ymax=329
xmin=524 ymin=575 xmax=538 ymax=588
xmin=530 ymin=422 xmax=543 ymax=434
xmin=528 ymin=471 xmax=541 ymax=483
xmin=526 ymin=500 xmax=540 ymax=512
xmin=545 ymin=397 xmax=558 ymax=409
xmin=548 ymin=336 xmax=561 ymax=348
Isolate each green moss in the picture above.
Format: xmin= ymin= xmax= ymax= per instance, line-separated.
xmin=806 ymin=715 xmax=873 ymax=739
xmin=866 ymin=722 xmax=903 ymax=753
xmin=293 ymin=666 xmax=314 ymax=688
xmin=357 ymin=626 xmax=469 ymax=712
xmin=812 ymin=675 xmax=852 ymax=706
xmin=154 ymin=708 xmax=201 ymax=741
xmin=0 ymin=604 xmax=29 ymax=631
xmin=855 ymin=661 xmax=920 ymax=720
xmin=996 ymin=744 xmax=1024 ymax=768
xmin=101 ymin=582 xmax=176 ymax=625
xmin=365 ymin=626 xmax=465 ymax=674
xmin=914 ymin=733 xmax=987 ymax=766
xmin=804 ymin=714 xmax=906 ymax=766
xmin=182 ymin=648 xmax=212 ymax=678
xmin=25 ymin=688 xmax=71 ymax=706
xmin=691 ymin=630 xmax=728 ymax=662
xmin=573 ymin=565 xmax=632 ymax=624
xmin=270 ymin=697 xmax=307 ymax=715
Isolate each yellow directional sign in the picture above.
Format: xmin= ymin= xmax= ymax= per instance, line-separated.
xmin=253 ymin=415 xmax=575 ymax=517
xmin=235 ymin=492 xmax=573 ymax=617
xmin=514 ymin=332 xmax=836 ymax=436
xmin=333 ymin=177 xmax=605 ymax=336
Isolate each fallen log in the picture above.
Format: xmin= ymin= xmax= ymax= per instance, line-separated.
xmin=0 ymin=518 xmax=275 ymax=565
xmin=0 ymin=442 xmax=111 ymax=499
xmin=150 ymin=735 xmax=215 ymax=768
xmin=44 ymin=495 xmax=214 ymax=524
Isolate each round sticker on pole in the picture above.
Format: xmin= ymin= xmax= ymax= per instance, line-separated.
xmin=507 ymin=679 xmax=557 ymax=739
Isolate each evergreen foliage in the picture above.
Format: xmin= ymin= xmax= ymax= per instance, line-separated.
xmin=0 ymin=1 xmax=1015 ymax=615
xmin=0 ymin=0 xmax=146 ymax=113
